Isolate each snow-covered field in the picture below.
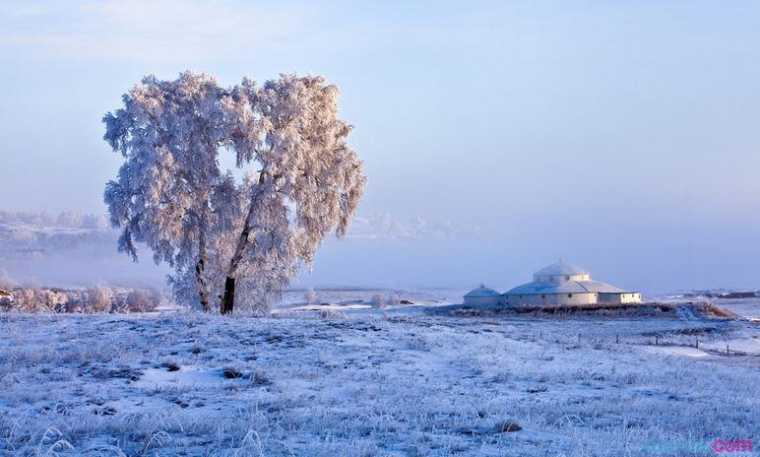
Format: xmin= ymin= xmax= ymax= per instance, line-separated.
xmin=2 ymin=297 xmax=759 ymax=456
xmin=713 ymin=298 xmax=760 ymax=321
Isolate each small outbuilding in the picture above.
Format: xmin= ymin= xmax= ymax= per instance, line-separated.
xmin=463 ymin=285 xmax=501 ymax=306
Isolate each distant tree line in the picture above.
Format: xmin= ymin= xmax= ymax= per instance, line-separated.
xmin=0 ymin=285 xmax=160 ymax=314
xmin=0 ymin=210 xmax=110 ymax=230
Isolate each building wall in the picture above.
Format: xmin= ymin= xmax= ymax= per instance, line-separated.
xmin=504 ymin=292 xmax=597 ymax=307
xmin=598 ymin=292 xmax=642 ymax=305
xmin=464 ymin=295 xmax=501 ymax=307
xmin=504 ymin=291 xmax=643 ymax=307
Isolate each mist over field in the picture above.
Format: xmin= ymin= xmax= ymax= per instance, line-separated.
xmin=3 ymin=209 xmax=760 ymax=295
xmin=0 ymin=211 xmax=484 ymax=290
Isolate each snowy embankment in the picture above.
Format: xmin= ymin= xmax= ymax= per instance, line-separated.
xmin=1 ymin=306 xmax=759 ymax=456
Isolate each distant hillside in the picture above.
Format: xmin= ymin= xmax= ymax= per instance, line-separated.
xmin=0 ymin=211 xmax=163 ymax=288
xmin=0 ymin=222 xmax=115 ymax=258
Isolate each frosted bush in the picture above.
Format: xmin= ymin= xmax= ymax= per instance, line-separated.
xmin=0 ymin=292 xmax=13 ymax=311
xmin=0 ymin=286 xmax=162 ymax=314
xmin=63 ymin=296 xmax=85 ymax=313
xmin=13 ymin=288 xmax=46 ymax=312
xmin=318 ymin=309 xmax=346 ymax=319
xmin=86 ymin=287 xmax=114 ymax=313
xmin=370 ymin=294 xmax=385 ymax=308
xmin=123 ymin=289 xmax=160 ymax=313
xmin=46 ymin=290 xmax=71 ymax=313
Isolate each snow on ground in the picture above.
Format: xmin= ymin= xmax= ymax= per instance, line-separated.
xmin=1 ymin=299 xmax=759 ymax=456
xmin=713 ymin=297 xmax=760 ymax=321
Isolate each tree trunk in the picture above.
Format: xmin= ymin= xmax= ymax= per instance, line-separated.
xmin=195 ymin=211 xmax=211 ymax=312
xmin=195 ymin=257 xmax=211 ymax=312
xmin=221 ymin=173 xmax=269 ymax=315
xmin=221 ymin=276 xmax=236 ymax=314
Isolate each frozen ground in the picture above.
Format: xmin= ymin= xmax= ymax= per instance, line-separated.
xmin=1 ymin=295 xmax=759 ymax=456
xmin=712 ymin=298 xmax=760 ymax=321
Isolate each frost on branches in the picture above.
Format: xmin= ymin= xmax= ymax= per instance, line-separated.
xmin=103 ymin=72 xmax=365 ymax=314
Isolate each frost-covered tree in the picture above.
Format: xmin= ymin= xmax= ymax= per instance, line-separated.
xmin=86 ymin=286 xmax=114 ymax=313
xmin=82 ymin=214 xmax=109 ymax=230
xmin=305 ymin=288 xmax=318 ymax=305
xmin=103 ymin=73 xmax=230 ymax=311
xmin=214 ymin=75 xmax=366 ymax=314
xmin=56 ymin=211 xmax=83 ymax=228
xmin=103 ymin=72 xmax=365 ymax=314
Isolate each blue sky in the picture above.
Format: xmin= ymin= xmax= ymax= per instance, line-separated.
xmin=2 ymin=1 xmax=760 ymax=292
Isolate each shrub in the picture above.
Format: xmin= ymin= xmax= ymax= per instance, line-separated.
xmin=13 ymin=288 xmax=47 ymax=312
xmin=318 ymin=309 xmax=346 ymax=319
xmin=0 ymin=292 xmax=13 ymax=311
xmin=87 ymin=287 xmax=114 ymax=313
xmin=123 ymin=289 xmax=160 ymax=313
xmin=370 ymin=294 xmax=385 ymax=308
xmin=234 ymin=280 xmax=277 ymax=316
xmin=0 ymin=286 xmax=160 ymax=314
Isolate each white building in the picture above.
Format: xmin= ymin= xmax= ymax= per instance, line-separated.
xmin=463 ymin=261 xmax=642 ymax=307
xmin=502 ymin=261 xmax=642 ymax=307
xmin=463 ymin=285 xmax=501 ymax=306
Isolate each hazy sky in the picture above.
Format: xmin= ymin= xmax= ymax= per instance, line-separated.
xmin=2 ymin=1 xmax=760 ymax=293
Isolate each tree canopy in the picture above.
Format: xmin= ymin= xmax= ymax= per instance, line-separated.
xmin=103 ymin=72 xmax=365 ymax=313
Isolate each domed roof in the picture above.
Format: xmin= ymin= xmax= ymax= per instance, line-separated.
xmin=506 ymin=280 xmax=625 ymax=295
xmin=534 ymin=260 xmax=588 ymax=277
xmin=464 ymin=284 xmax=500 ymax=298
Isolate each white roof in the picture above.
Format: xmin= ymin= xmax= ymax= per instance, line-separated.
xmin=464 ymin=285 xmax=500 ymax=298
xmin=534 ymin=260 xmax=588 ymax=277
xmin=506 ymin=280 xmax=627 ymax=295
